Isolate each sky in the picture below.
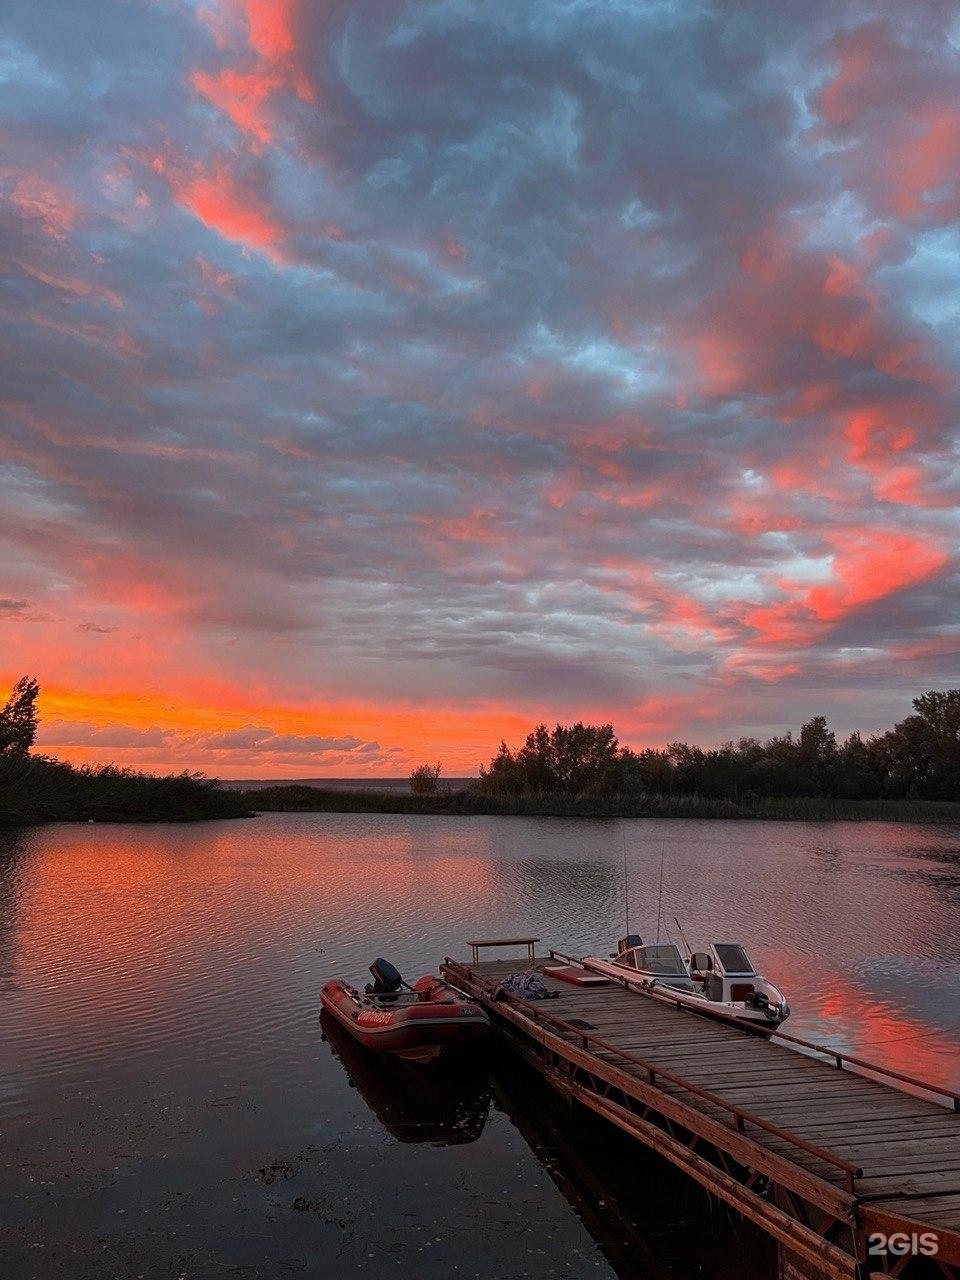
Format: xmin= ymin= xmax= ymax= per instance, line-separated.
xmin=1 ymin=0 xmax=958 ymax=778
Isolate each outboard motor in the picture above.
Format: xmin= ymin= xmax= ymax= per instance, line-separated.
xmin=365 ymin=958 xmax=404 ymax=996
xmin=617 ymin=934 xmax=644 ymax=954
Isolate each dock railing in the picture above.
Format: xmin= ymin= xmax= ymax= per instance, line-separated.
xmin=547 ymin=948 xmax=960 ymax=1113
xmin=444 ymin=956 xmax=864 ymax=1196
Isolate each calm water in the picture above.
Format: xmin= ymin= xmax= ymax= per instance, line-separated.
xmin=1 ymin=814 xmax=959 ymax=1279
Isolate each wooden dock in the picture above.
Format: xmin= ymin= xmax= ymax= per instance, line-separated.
xmin=442 ymin=944 xmax=960 ymax=1280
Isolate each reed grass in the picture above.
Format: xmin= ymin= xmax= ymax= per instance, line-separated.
xmin=0 ymin=753 xmax=252 ymax=825
xmin=240 ymin=785 xmax=960 ymax=824
xmin=6 ymin=758 xmax=956 ymax=826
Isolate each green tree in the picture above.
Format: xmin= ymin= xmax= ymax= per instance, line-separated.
xmin=912 ymin=690 xmax=960 ymax=797
xmin=514 ymin=724 xmax=556 ymax=793
xmin=409 ymin=762 xmax=442 ymax=794
xmin=0 ymin=677 xmax=39 ymax=756
xmin=478 ymin=741 xmax=519 ymax=795
xmin=479 ymin=722 xmax=620 ymax=796
xmin=835 ymin=731 xmax=885 ymax=799
xmin=549 ymin=722 xmax=620 ymax=796
xmin=474 ymin=693 xmax=959 ymax=803
xmin=798 ymin=716 xmax=839 ymax=794
xmin=877 ymin=689 xmax=960 ymax=798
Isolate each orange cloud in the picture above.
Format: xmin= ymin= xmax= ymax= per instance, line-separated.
xmin=193 ymin=66 xmax=281 ymax=147
xmin=688 ymin=220 xmax=943 ymax=402
xmin=3 ymin=677 xmax=552 ymax=777
xmin=598 ymin=559 xmax=732 ymax=645
xmin=744 ymin=530 xmax=948 ymax=646
xmin=838 ymin=396 xmax=945 ymax=505
xmin=720 ymin=655 xmax=803 ymax=684
xmin=241 ymin=0 xmax=295 ymax=58
xmin=814 ymin=24 xmax=960 ymax=227
xmin=191 ymin=0 xmax=317 ymax=148
xmin=806 ymin=530 xmax=946 ymax=620
xmin=158 ymin=152 xmax=287 ymax=259
xmin=888 ymin=107 xmax=960 ymax=221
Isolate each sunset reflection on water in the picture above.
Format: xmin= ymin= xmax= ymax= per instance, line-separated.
xmin=0 ymin=814 xmax=958 ymax=1278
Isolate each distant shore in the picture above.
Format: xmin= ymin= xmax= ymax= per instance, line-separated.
xmin=5 ymin=768 xmax=960 ymax=828
xmin=238 ymin=784 xmax=960 ymax=824
xmin=4 ymin=686 xmax=958 ymax=826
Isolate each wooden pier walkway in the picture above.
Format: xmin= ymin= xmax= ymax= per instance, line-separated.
xmin=442 ymin=945 xmax=960 ymax=1280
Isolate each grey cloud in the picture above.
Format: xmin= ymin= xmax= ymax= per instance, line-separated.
xmin=0 ymin=0 xmax=957 ymax=746
xmin=37 ymin=721 xmax=172 ymax=748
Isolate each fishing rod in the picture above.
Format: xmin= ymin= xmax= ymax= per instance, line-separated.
xmin=655 ymin=841 xmax=665 ymax=943
xmin=674 ymin=915 xmax=694 ymax=959
xmin=621 ymin=826 xmax=630 ymax=938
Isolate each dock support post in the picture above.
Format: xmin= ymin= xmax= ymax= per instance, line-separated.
xmin=772 ymin=1183 xmax=837 ymax=1280
xmin=777 ymin=1247 xmax=831 ymax=1280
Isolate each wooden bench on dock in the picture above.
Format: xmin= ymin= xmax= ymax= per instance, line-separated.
xmin=466 ymin=936 xmax=539 ymax=965
xmin=442 ymin=944 xmax=960 ymax=1280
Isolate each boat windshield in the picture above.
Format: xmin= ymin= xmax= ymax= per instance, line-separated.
xmin=713 ymin=943 xmax=755 ymax=975
xmin=635 ymin=944 xmax=688 ymax=976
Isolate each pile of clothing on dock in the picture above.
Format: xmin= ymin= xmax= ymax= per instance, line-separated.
xmin=494 ymin=970 xmax=559 ymax=1000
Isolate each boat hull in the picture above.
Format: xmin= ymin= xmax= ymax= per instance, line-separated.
xmin=581 ymin=957 xmax=789 ymax=1027
xmin=320 ymin=978 xmax=490 ymax=1061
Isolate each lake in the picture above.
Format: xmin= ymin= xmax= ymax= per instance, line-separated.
xmin=1 ymin=813 xmax=959 ymax=1279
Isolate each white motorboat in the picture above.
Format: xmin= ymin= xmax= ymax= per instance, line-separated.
xmin=582 ymin=934 xmax=790 ymax=1027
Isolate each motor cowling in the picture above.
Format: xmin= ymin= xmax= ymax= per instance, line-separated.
xmin=366 ymin=958 xmax=404 ymax=994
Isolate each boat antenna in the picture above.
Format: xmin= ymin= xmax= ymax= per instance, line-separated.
xmin=655 ymin=841 xmax=665 ymax=943
xmin=674 ymin=915 xmax=693 ymax=959
xmin=622 ymin=825 xmax=630 ymax=937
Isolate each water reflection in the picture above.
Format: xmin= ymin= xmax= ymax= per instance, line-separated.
xmin=0 ymin=826 xmax=28 ymax=994
xmin=320 ymin=1009 xmax=490 ymax=1145
xmin=319 ymin=1011 xmax=775 ymax=1280
xmin=0 ymin=812 xmax=958 ymax=1278
xmin=490 ymin=1047 xmax=775 ymax=1280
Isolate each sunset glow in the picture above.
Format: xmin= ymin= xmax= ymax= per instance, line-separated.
xmin=2 ymin=1 xmax=958 ymax=776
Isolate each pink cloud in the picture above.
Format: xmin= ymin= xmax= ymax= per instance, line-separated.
xmin=888 ymin=107 xmax=960 ymax=221
xmin=22 ymin=263 xmax=124 ymax=309
xmin=744 ymin=530 xmax=948 ymax=647
xmin=156 ymin=151 xmax=288 ymax=259
xmin=193 ymin=66 xmax=282 ymax=148
xmin=4 ymin=171 xmax=80 ymax=239
xmin=813 ymin=23 xmax=960 ymax=225
xmin=190 ymin=0 xmax=318 ymax=149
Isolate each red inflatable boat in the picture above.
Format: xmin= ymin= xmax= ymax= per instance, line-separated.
xmin=320 ymin=959 xmax=490 ymax=1062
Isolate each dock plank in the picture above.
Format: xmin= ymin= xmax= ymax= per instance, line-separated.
xmin=446 ymin=949 xmax=960 ymax=1270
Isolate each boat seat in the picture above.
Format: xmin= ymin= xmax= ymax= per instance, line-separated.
xmin=366 ymin=958 xmax=404 ymax=995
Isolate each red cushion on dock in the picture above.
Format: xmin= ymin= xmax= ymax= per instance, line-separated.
xmin=542 ymin=965 xmax=610 ymax=986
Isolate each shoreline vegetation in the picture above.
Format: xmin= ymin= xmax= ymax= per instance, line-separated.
xmin=1 ymin=678 xmax=958 ymax=825
xmin=237 ymin=784 xmax=960 ymax=824
xmin=0 ymin=753 xmax=253 ymax=825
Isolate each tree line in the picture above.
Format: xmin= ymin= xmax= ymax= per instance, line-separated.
xmin=0 ymin=678 xmax=248 ymax=824
xmin=476 ymin=691 xmax=960 ymax=802
xmin=5 ymin=676 xmax=958 ymax=814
